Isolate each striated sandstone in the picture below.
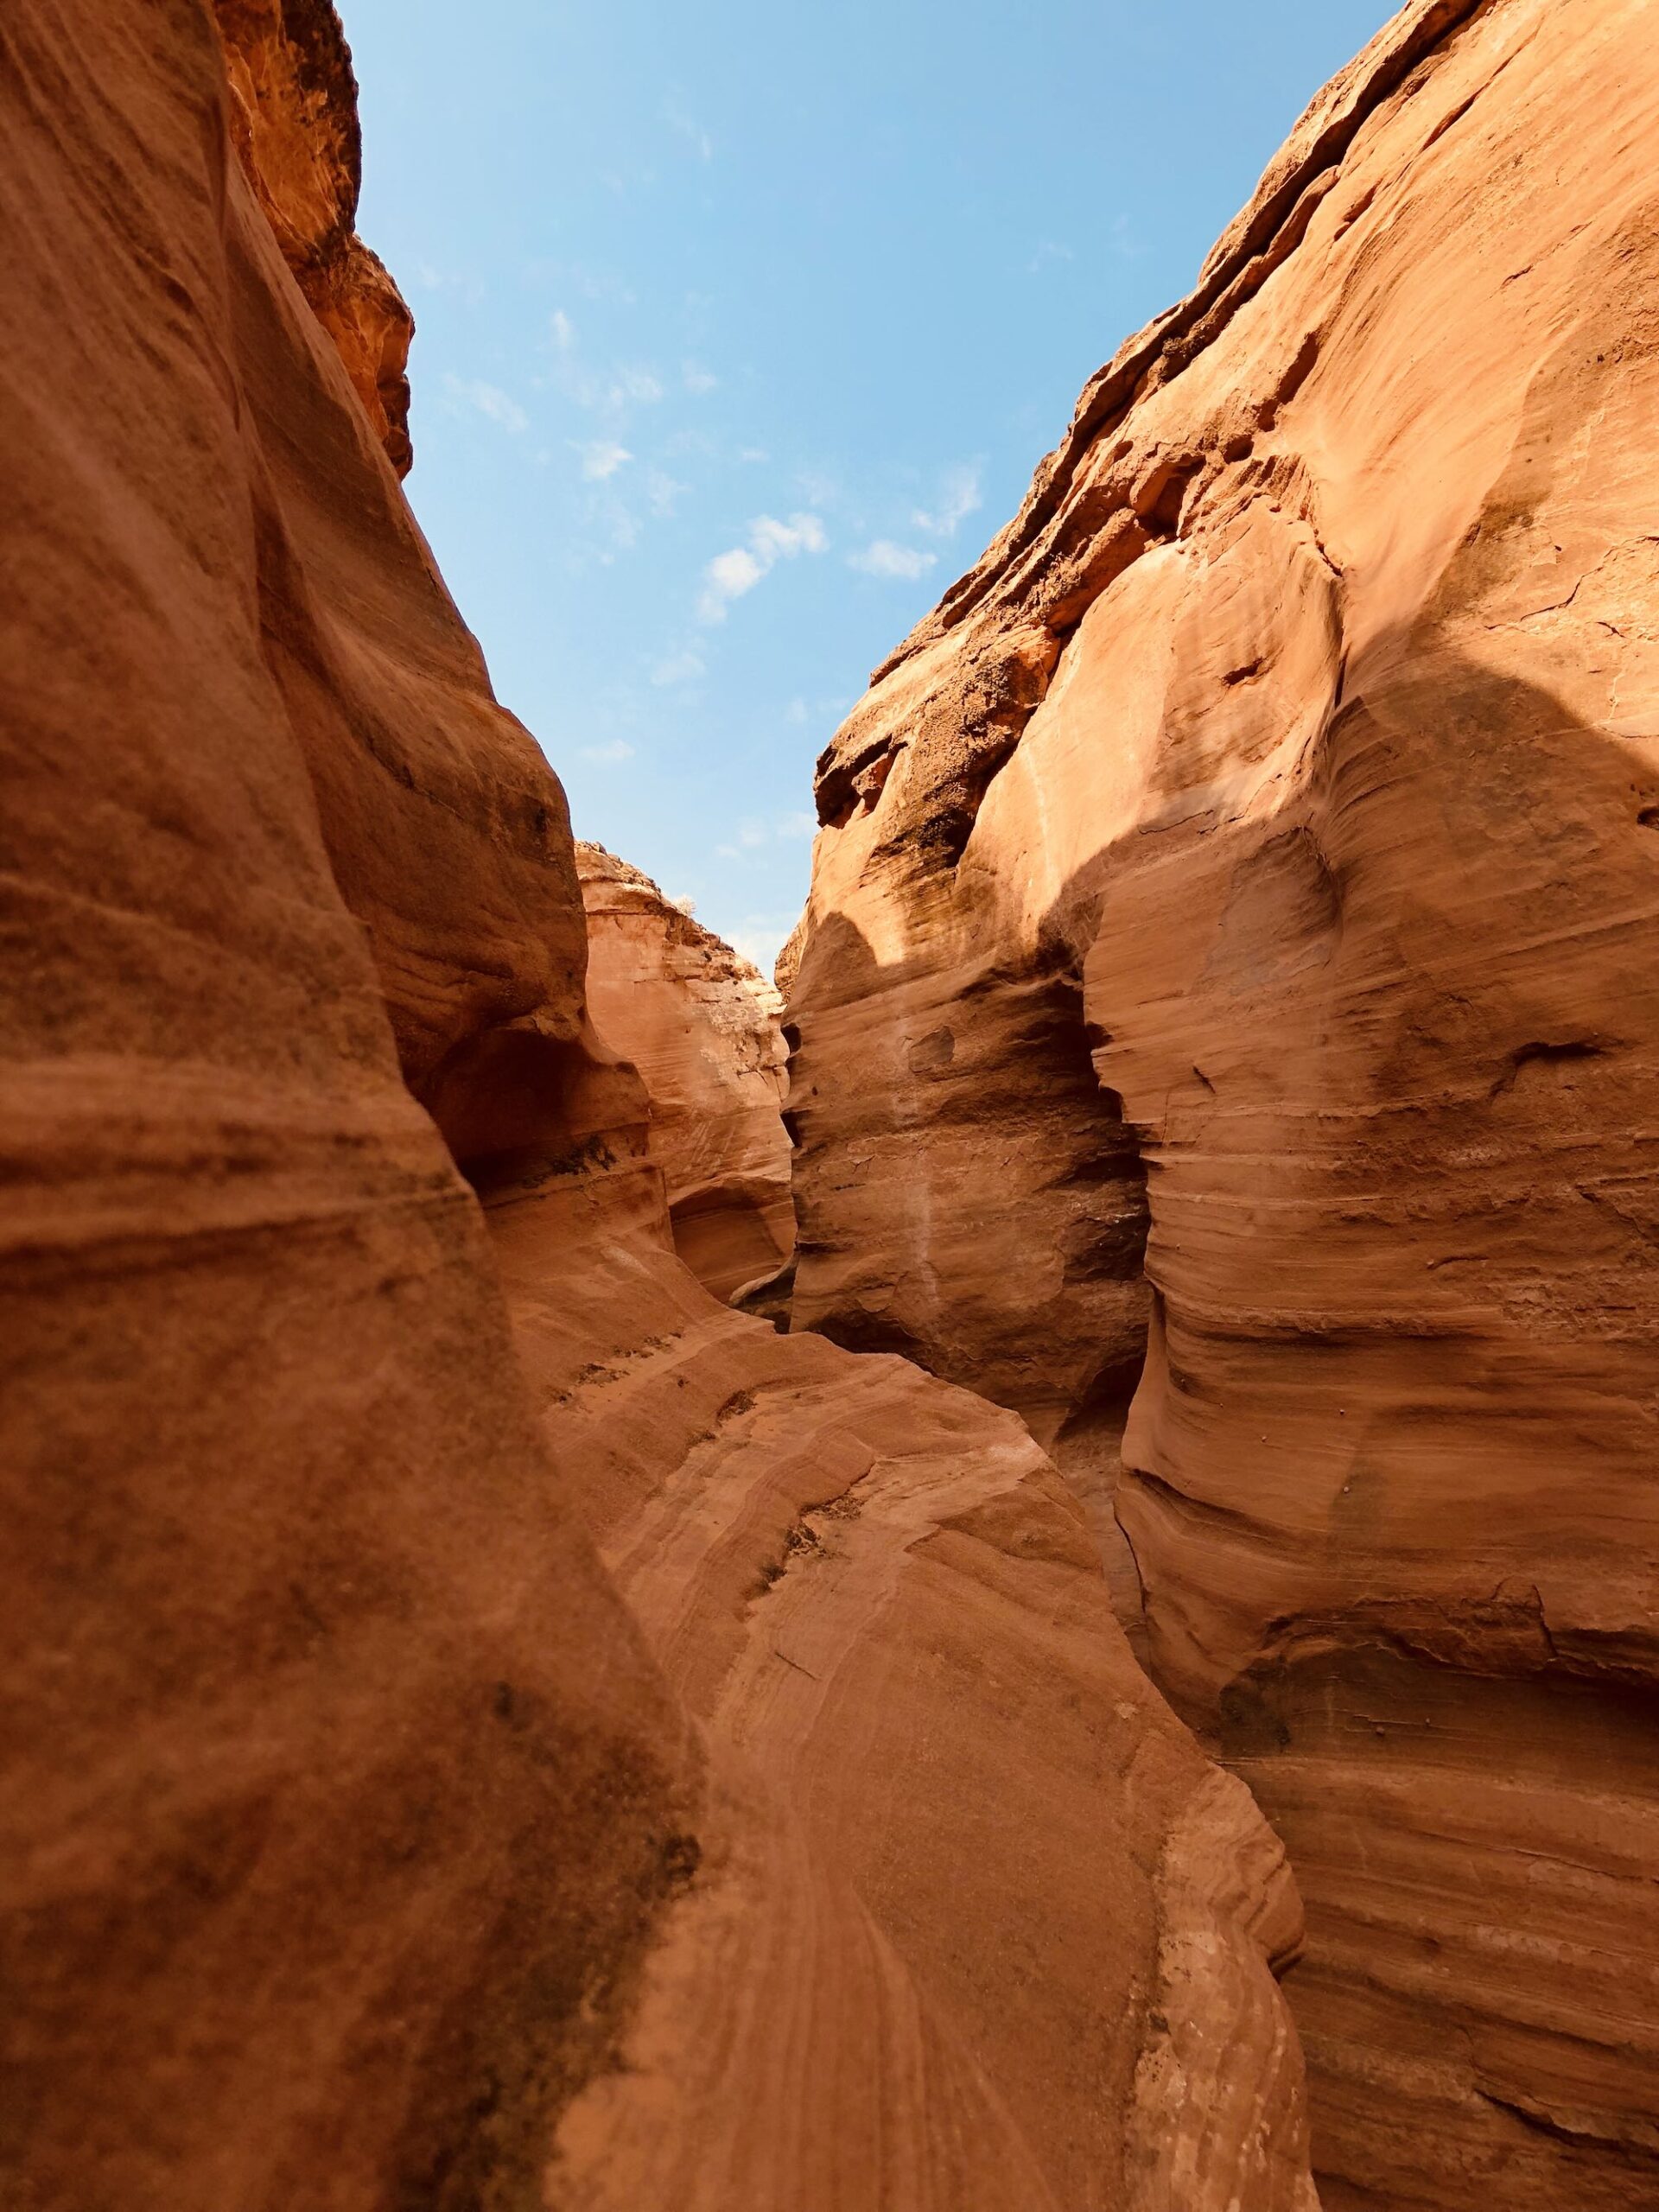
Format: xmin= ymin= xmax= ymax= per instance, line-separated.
xmin=486 ymin=1096 xmax=1318 ymax=2212
xmin=0 ymin=2 xmax=1317 ymax=2206
xmin=786 ymin=2 xmax=1659 ymax=2205
xmin=575 ymin=842 xmax=795 ymax=1300
xmin=2 ymin=3 xmax=675 ymax=2202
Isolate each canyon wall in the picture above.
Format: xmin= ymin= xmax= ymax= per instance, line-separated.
xmin=785 ymin=1 xmax=1659 ymax=2205
xmin=214 ymin=0 xmax=415 ymax=473
xmin=0 ymin=2 xmax=1317 ymax=2206
xmin=576 ymin=841 xmax=795 ymax=1300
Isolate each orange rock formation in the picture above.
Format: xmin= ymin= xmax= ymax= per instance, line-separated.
xmin=575 ymin=842 xmax=795 ymax=1300
xmin=787 ymin=2 xmax=1659 ymax=2204
xmin=214 ymin=0 xmax=415 ymax=474
xmin=1 ymin=3 xmax=1317 ymax=2206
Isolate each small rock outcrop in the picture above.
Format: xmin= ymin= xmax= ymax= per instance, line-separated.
xmin=0 ymin=3 xmax=1318 ymax=2207
xmin=214 ymin=0 xmax=415 ymax=473
xmin=575 ymin=842 xmax=795 ymax=1300
xmin=785 ymin=2 xmax=1659 ymax=2205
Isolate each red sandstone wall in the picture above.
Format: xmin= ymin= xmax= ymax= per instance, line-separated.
xmin=786 ymin=3 xmax=1659 ymax=2202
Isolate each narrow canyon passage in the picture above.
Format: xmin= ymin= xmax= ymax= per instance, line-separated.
xmin=3 ymin=2 xmax=1319 ymax=2205
xmin=6 ymin=0 xmax=1658 ymax=2206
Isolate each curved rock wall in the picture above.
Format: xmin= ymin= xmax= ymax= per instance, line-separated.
xmin=576 ymin=842 xmax=795 ymax=1300
xmin=1 ymin=2 xmax=1317 ymax=2205
xmin=786 ymin=1 xmax=1659 ymax=2203
xmin=1 ymin=3 xmax=673 ymax=2202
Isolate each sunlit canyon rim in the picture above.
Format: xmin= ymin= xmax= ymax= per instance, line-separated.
xmin=2 ymin=2 xmax=1655 ymax=2210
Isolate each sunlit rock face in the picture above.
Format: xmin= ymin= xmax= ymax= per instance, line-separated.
xmin=576 ymin=842 xmax=796 ymax=1300
xmin=1 ymin=2 xmax=1319 ymax=2206
xmin=214 ymin=0 xmax=415 ymax=473
xmin=785 ymin=1 xmax=1659 ymax=2202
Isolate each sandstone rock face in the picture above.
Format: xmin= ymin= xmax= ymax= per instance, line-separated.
xmin=576 ymin=842 xmax=795 ymax=1300
xmin=2 ymin=3 xmax=674 ymax=2203
xmin=786 ymin=3 xmax=1659 ymax=2205
xmin=0 ymin=2 xmax=1317 ymax=2206
xmin=214 ymin=0 xmax=415 ymax=474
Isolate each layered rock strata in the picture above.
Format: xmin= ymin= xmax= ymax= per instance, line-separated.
xmin=0 ymin=2 xmax=1316 ymax=2206
xmin=786 ymin=2 xmax=1659 ymax=2205
xmin=575 ymin=842 xmax=795 ymax=1300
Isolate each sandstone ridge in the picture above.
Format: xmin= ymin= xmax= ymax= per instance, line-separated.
xmin=575 ymin=840 xmax=795 ymax=1302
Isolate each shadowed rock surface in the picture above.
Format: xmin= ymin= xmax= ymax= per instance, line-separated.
xmin=0 ymin=2 xmax=1318 ymax=2206
xmin=575 ymin=842 xmax=795 ymax=1301
xmin=785 ymin=3 xmax=1659 ymax=2205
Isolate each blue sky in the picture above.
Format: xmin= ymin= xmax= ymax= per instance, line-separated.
xmin=346 ymin=0 xmax=1392 ymax=969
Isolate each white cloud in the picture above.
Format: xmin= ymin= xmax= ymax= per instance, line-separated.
xmin=697 ymin=512 xmax=827 ymax=623
xmin=444 ymin=375 xmax=528 ymax=434
xmin=539 ymin=263 xmax=635 ymax=306
xmin=580 ymin=739 xmax=636 ymax=764
xmin=645 ymin=468 xmax=686 ymax=517
xmin=683 ymin=361 xmax=718 ymax=394
xmin=1108 ymin=213 xmax=1146 ymax=260
xmin=652 ymin=649 xmax=705 ymax=687
xmin=729 ymin=915 xmax=797 ymax=973
xmin=912 ymin=461 xmax=982 ymax=538
xmin=417 ymin=264 xmax=486 ymax=305
xmin=548 ymin=348 xmax=664 ymax=419
xmin=784 ymin=697 xmax=808 ymax=725
xmin=664 ymin=96 xmax=714 ymax=162
xmin=702 ymin=547 xmax=764 ymax=615
xmin=577 ymin=439 xmax=633 ymax=480
xmin=752 ymin=513 xmax=827 ymax=560
xmin=849 ymin=538 xmax=937 ymax=581
xmin=1028 ymin=238 xmax=1075 ymax=273
xmin=715 ymin=811 xmax=819 ymax=855
xmin=550 ymin=308 xmax=575 ymax=351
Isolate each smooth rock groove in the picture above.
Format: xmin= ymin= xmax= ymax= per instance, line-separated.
xmin=0 ymin=2 xmax=1318 ymax=2206
xmin=785 ymin=2 xmax=1659 ymax=2205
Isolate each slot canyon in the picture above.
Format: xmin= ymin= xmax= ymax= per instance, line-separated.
xmin=3 ymin=1 xmax=1655 ymax=2209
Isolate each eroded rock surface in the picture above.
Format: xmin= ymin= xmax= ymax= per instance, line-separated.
xmin=0 ymin=2 xmax=1316 ymax=2206
xmin=214 ymin=0 xmax=415 ymax=473
xmin=786 ymin=3 xmax=1659 ymax=2205
xmin=576 ymin=842 xmax=795 ymax=1300
xmin=3 ymin=3 xmax=667 ymax=2202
